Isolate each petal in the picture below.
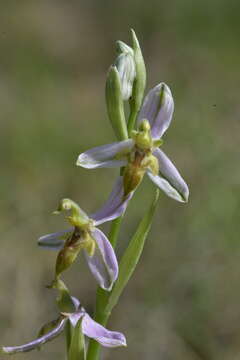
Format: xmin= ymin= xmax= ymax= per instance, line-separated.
xmin=137 ymin=83 xmax=174 ymax=139
xmin=84 ymin=229 xmax=118 ymax=291
xmin=1 ymin=318 xmax=66 ymax=354
xmin=91 ymin=176 xmax=133 ymax=226
xmin=147 ymin=148 xmax=189 ymax=202
xmin=76 ymin=139 xmax=133 ymax=169
xmin=38 ymin=228 xmax=73 ymax=250
xmin=82 ymin=313 xmax=126 ymax=348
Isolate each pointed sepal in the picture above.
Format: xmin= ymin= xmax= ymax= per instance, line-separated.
xmin=1 ymin=318 xmax=66 ymax=354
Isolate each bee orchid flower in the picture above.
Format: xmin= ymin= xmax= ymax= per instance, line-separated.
xmin=38 ymin=177 xmax=133 ymax=291
xmin=77 ymin=83 xmax=189 ymax=203
xmin=1 ymin=295 xmax=126 ymax=355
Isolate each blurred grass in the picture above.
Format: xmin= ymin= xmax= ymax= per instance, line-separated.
xmin=0 ymin=0 xmax=240 ymax=359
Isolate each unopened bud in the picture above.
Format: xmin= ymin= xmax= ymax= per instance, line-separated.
xmin=116 ymin=40 xmax=134 ymax=56
xmin=129 ymin=30 xmax=146 ymax=118
xmin=106 ymin=66 xmax=128 ymax=140
xmin=115 ymin=52 xmax=136 ymax=101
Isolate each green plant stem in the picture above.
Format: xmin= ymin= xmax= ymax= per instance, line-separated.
xmin=108 ymin=215 xmax=123 ymax=248
xmin=87 ymin=99 xmax=140 ymax=360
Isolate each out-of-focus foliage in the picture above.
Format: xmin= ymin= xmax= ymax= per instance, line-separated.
xmin=0 ymin=0 xmax=240 ymax=359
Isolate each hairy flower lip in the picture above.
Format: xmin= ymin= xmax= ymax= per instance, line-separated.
xmin=49 ymin=221 xmax=119 ymax=291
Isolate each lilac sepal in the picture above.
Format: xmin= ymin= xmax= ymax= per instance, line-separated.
xmin=1 ymin=318 xmax=66 ymax=354
xmin=38 ymin=229 xmax=73 ymax=250
xmin=82 ymin=313 xmax=126 ymax=347
xmin=71 ymin=296 xmax=81 ymax=311
xmin=84 ymin=228 xmax=118 ymax=291
xmin=137 ymin=83 xmax=174 ymax=140
xmin=147 ymin=148 xmax=189 ymax=202
xmin=64 ymin=311 xmax=84 ymax=327
xmin=66 ymin=310 xmax=126 ymax=348
xmin=91 ymin=176 xmax=133 ymax=226
xmin=76 ymin=139 xmax=133 ymax=169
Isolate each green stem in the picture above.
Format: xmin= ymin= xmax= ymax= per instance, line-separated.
xmin=108 ymin=215 xmax=123 ymax=248
xmin=87 ymin=94 xmax=137 ymax=360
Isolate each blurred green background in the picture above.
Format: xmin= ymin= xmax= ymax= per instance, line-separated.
xmin=1 ymin=0 xmax=240 ymax=359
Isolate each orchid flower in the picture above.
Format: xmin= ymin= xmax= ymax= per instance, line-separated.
xmin=77 ymin=83 xmax=189 ymax=203
xmin=38 ymin=177 xmax=132 ymax=291
xmin=63 ymin=305 xmax=126 ymax=348
xmin=1 ymin=296 xmax=126 ymax=355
